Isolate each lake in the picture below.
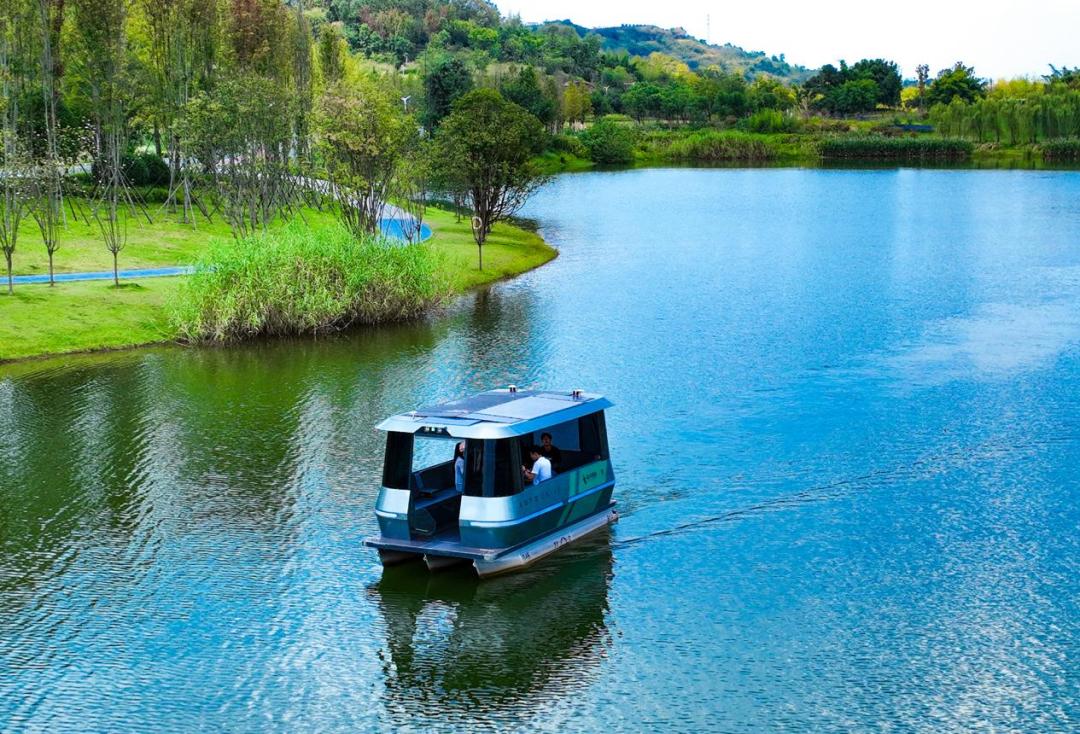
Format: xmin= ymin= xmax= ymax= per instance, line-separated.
xmin=2 ymin=168 xmax=1078 ymax=732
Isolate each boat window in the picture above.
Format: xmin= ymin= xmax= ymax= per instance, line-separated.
xmin=578 ymin=411 xmax=609 ymax=460
xmin=381 ymin=432 xmax=413 ymax=490
xmin=492 ymin=439 xmax=522 ymax=497
xmin=463 ymin=439 xmax=485 ymax=496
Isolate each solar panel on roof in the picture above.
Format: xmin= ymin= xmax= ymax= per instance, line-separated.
xmin=473 ymin=396 xmax=575 ymax=421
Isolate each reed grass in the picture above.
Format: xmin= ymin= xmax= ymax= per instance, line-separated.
xmin=819 ymin=135 xmax=973 ymax=161
xmin=171 ymin=222 xmax=448 ymax=342
xmin=1040 ymin=138 xmax=1080 ymax=162
xmin=659 ymin=130 xmax=778 ymax=162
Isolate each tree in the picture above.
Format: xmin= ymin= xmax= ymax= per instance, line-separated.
xmin=926 ymin=62 xmax=987 ymax=107
xmin=430 ymin=89 xmax=547 ymax=269
xmin=500 ymin=66 xmax=555 ymax=127
xmin=0 ymin=12 xmax=31 ymax=294
xmin=804 ymin=58 xmax=901 ymax=113
xmin=580 ymin=116 xmax=635 ymax=164
xmin=748 ymin=76 xmax=795 ymax=112
xmin=181 ymin=74 xmax=296 ymax=238
xmin=848 ymin=58 xmax=902 ymax=107
xmin=916 ymin=64 xmax=930 ymax=111
xmin=315 ymin=75 xmax=413 ymax=237
xmin=421 ymin=54 xmax=472 ymax=127
xmin=562 ymin=79 xmax=591 ymax=126
xmin=318 ymin=22 xmax=346 ymax=85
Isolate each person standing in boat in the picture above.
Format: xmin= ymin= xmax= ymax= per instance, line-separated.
xmin=523 ymin=446 xmax=552 ymax=486
xmin=454 ymin=442 xmax=466 ymax=493
xmin=538 ymin=432 xmax=563 ymax=473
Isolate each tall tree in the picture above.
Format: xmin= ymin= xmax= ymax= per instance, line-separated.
xmin=926 ymin=62 xmax=987 ymax=107
xmin=421 ymin=54 xmax=472 ymax=128
xmin=315 ymin=75 xmax=413 ymax=237
xmin=0 ymin=10 xmax=32 ymax=294
xmin=430 ymin=89 xmax=548 ymax=270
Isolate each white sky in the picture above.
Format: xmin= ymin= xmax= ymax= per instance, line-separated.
xmin=495 ymin=0 xmax=1079 ymax=81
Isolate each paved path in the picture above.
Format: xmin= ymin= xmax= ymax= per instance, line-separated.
xmin=10 ymin=215 xmax=433 ymax=286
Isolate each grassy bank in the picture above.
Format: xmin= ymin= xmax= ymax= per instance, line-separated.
xmin=0 ymin=205 xmax=556 ymax=362
xmin=538 ymin=121 xmax=1080 ymax=172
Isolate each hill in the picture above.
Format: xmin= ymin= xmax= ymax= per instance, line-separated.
xmin=539 ymin=21 xmax=812 ymax=81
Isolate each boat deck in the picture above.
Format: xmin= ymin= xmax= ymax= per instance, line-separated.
xmin=364 ymin=528 xmax=502 ymax=561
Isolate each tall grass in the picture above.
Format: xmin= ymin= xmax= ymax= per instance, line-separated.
xmin=819 ymin=135 xmax=973 ymax=161
xmin=1040 ymin=138 xmax=1080 ymax=162
xmin=172 ymin=222 xmax=447 ymax=342
xmin=660 ymin=130 xmax=777 ymax=162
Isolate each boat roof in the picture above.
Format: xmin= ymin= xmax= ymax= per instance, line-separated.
xmin=377 ymin=389 xmax=612 ymax=440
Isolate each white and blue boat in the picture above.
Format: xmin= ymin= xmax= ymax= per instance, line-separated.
xmin=365 ymin=387 xmax=617 ymax=577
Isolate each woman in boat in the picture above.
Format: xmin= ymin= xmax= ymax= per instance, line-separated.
xmin=454 ymin=442 xmax=466 ymax=493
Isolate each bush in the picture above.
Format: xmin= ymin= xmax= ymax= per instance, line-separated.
xmin=819 ymin=135 xmax=973 ymax=161
xmin=664 ymin=130 xmax=777 ymax=161
xmin=579 ymin=117 xmax=637 ymax=164
xmin=1041 ymin=138 xmax=1080 ymax=161
xmin=740 ymin=109 xmax=801 ymax=134
xmin=93 ymin=152 xmax=172 ymax=186
xmin=550 ymin=133 xmax=588 ymax=159
xmin=171 ymin=222 xmax=447 ymax=342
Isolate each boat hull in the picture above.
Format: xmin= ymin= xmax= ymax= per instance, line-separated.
xmin=473 ymin=504 xmax=618 ymax=577
xmin=365 ymin=503 xmax=618 ymax=578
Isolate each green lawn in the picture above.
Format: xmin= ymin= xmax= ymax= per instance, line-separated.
xmin=0 ymin=205 xmax=557 ymax=362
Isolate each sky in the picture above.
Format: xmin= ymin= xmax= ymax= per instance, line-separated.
xmin=494 ymin=0 xmax=1079 ymax=81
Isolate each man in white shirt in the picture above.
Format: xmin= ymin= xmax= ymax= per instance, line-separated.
xmin=523 ymin=446 xmax=552 ymax=486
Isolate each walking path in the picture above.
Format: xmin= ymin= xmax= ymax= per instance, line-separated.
xmin=10 ymin=215 xmax=433 ymax=286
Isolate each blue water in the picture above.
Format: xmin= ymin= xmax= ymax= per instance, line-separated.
xmin=1 ymin=168 xmax=1077 ymax=732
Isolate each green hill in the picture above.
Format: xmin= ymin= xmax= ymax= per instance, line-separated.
xmin=540 ymin=21 xmax=812 ymax=81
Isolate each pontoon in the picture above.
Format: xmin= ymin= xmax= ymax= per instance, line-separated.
xmin=364 ymin=387 xmax=617 ymax=577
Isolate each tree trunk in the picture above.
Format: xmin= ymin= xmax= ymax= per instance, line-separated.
xmin=153 ymin=123 xmax=162 ymax=158
xmin=478 ymin=242 xmax=483 ymax=271
xmin=113 ymin=252 xmax=118 ymax=287
xmin=48 ymin=251 xmax=54 ymax=286
xmin=5 ymin=255 xmax=12 ymax=295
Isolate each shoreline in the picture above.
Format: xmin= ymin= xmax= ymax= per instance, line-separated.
xmin=0 ymin=208 xmax=558 ymax=366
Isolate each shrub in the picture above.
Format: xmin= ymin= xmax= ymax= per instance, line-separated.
xmin=664 ymin=130 xmax=777 ymax=161
xmin=94 ymin=152 xmax=171 ymax=186
xmin=1040 ymin=138 xmax=1080 ymax=161
xmin=819 ymin=135 xmax=973 ymax=161
xmin=171 ymin=222 xmax=447 ymax=342
xmin=741 ymin=109 xmax=801 ymax=134
xmin=550 ymin=133 xmax=588 ymax=158
xmin=579 ymin=117 xmax=637 ymax=164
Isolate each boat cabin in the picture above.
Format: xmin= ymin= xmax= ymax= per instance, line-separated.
xmin=367 ymin=388 xmax=617 ymax=576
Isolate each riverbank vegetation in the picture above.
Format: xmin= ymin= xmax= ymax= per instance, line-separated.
xmin=172 ymin=223 xmax=445 ymax=342
xmin=0 ymin=206 xmax=555 ymax=361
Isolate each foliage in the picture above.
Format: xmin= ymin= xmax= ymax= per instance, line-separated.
xmin=430 ymin=89 xmax=548 ymax=268
xmin=315 ymin=75 xmax=414 ymax=236
xmin=819 ymin=135 xmax=973 ymax=161
xmin=930 ymin=89 xmax=1080 ymax=144
xmin=661 ymin=130 xmax=777 ymax=161
xmin=741 ymin=109 xmax=800 ymax=134
xmin=579 ymin=117 xmax=636 ymax=164
xmin=1040 ymin=138 xmax=1080 ymax=161
xmin=804 ymin=59 xmax=901 ymax=113
xmin=179 ymin=74 xmax=297 ymax=238
xmin=926 ymin=63 xmax=987 ymax=106
xmin=422 ymin=54 xmax=473 ymax=127
xmin=171 ymin=222 xmax=446 ymax=342
xmin=499 ymin=66 xmax=556 ymax=127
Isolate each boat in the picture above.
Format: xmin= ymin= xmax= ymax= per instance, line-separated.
xmin=364 ymin=387 xmax=618 ymax=577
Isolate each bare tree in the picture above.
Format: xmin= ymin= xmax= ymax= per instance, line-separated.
xmin=393 ymin=141 xmax=431 ymax=245
xmin=916 ymin=64 xmax=930 ymax=113
xmin=31 ymin=0 xmax=64 ymax=285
